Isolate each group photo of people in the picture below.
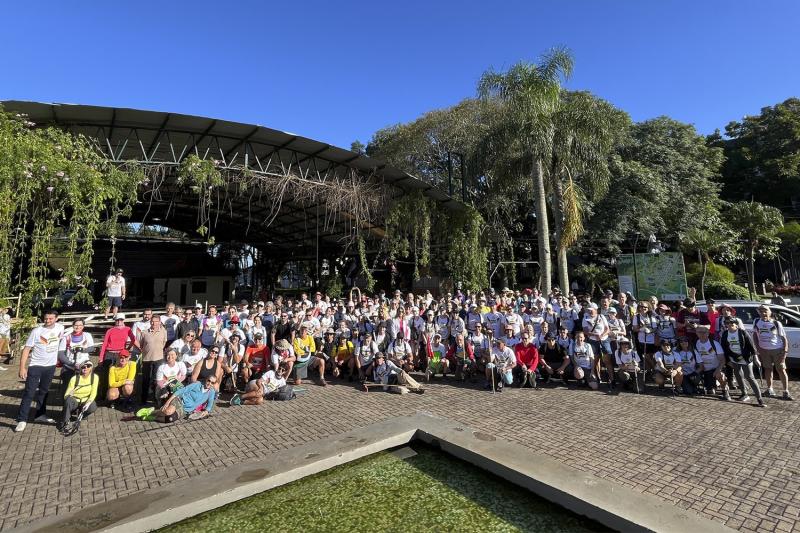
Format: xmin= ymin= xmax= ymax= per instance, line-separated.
xmin=10 ymin=283 xmax=795 ymax=434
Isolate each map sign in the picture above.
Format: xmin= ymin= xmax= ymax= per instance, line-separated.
xmin=616 ymin=252 xmax=687 ymax=300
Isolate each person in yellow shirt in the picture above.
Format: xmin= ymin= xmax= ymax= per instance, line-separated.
xmin=331 ymin=335 xmax=355 ymax=379
xmin=61 ymin=354 xmax=98 ymax=427
xmin=292 ymin=322 xmax=326 ymax=386
xmin=108 ymin=349 xmax=136 ymax=411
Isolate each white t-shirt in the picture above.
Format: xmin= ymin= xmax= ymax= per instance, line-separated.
xmin=615 ymin=348 xmax=640 ymax=367
xmin=633 ymin=314 xmax=657 ymax=344
xmin=156 ymin=361 xmax=186 ymax=383
xmin=676 ymin=350 xmax=697 ymax=374
xmin=258 ymin=369 xmax=286 ymax=394
xmin=0 ymin=313 xmax=11 ymax=337
xmin=571 ymin=342 xmax=594 ymax=369
xmin=25 ymin=324 xmax=65 ymax=367
xmin=106 ymin=275 xmax=125 ymax=297
xmin=752 ymin=318 xmax=785 ymax=349
xmin=654 ymin=349 xmax=678 ymax=367
xmin=583 ymin=314 xmax=608 ymax=341
xmin=491 ymin=346 xmax=515 ymax=368
xmin=695 ymin=339 xmax=723 ymax=369
xmin=181 ymin=349 xmax=207 ymax=372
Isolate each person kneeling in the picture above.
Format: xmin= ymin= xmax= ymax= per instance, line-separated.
xmin=107 ymin=349 xmax=136 ymax=411
xmin=653 ymin=339 xmax=682 ymax=392
xmin=486 ymin=338 xmax=516 ymax=392
xmin=614 ymin=338 xmax=642 ymax=392
xmin=231 ymin=363 xmax=293 ymax=405
xmin=60 ymin=354 xmax=98 ymax=430
xmin=137 ymin=376 xmax=217 ymax=422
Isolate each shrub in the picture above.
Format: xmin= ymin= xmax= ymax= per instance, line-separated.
xmin=703 ymin=280 xmax=750 ymax=300
xmin=686 ymin=262 xmax=735 ymax=288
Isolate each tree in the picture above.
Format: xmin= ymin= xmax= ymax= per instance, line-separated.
xmin=726 ymin=201 xmax=784 ymax=296
xmin=477 ymin=48 xmax=574 ymax=295
xmin=776 ymin=220 xmax=800 ymax=283
xmin=680 ymin=224 xmax=737 ymax=300
xmin=573 ymin=263 xmax=614 ymax=298
xmin=722 ymin=98 xmax=800 ymax=206
xmin=547 ymin=91 xmax=629 ymax=291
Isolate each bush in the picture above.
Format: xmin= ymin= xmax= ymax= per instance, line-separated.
xmin=686 ymin=262 xmax=735 ymax=288
xmin=703 ymin=280 xmax=751 ymax=300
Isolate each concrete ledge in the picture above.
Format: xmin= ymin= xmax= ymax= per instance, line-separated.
xmin=16 ymin=412 xmax=734 ymax=533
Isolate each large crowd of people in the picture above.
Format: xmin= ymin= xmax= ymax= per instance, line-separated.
xmin=10 ymin=285 xmax=796 ymax=433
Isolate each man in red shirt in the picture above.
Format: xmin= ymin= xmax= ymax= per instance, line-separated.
xmin=676 ymin=299 xmax=704 ymax=344
xmin=514 ymin=331 xmax=539 ymax=388
xmin=242 ymin=332 xmax=270 ymax=383
xmin=704 ymin=298 xmax=720 ymax=338
xmin=98 ymin=313 xmax=138 ymax=400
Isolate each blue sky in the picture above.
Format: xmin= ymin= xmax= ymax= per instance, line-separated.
xmin=1 ymin=1 xmax=798 ymax=149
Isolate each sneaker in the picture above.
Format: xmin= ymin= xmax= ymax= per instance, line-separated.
xmin=757 ymin=399 xmax=766 ymax=407
xmin=136 ymin=407 xmax=155 ymax=419
xmin=188 ymin=411 xmax=207 ymax=420
xmin=784 ymin=391 xmax=794 ymax=401
xmin=738 ymin=395 xmax=750 ymax=402
xmin=14 ymin=421 xmax=26 ymax=432
xmin=34 ymin=415 xmax=55 ymax=424
xmin=765 ymin=388 xmax=775 ymax=397
xmin=230 ymin=394 xmax=242 ymax=406
xmin=397 ymin=386 xmax=409 ymax=395
xmin=722 ymin=391 xmax=731 ymax=401
xmin=411 ymin=387 xmax=425 ymax=394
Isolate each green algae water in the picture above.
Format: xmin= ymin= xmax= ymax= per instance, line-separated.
xmin=165 ymin=445 xmax=610 ymax=532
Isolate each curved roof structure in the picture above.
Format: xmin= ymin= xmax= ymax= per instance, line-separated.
xmin=1 ymin=100 xmax=461 ymax=258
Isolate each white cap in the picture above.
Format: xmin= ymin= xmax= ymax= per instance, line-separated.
xmin=588 ymin=303 xmax=598 ymax=310
xmin=75 ymin=353 xmax=93 ymax=367
xmin=114 ymin=313 xmax=125 ymax=320
xmin=608 ymin=307 xmax=618 ymax=314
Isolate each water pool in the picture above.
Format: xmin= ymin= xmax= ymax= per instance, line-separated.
xmin=164 ymin=445 xmax=610 ymax=532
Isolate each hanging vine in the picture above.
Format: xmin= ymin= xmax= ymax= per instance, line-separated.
xmin=0 ymin=107 xmax=144 ymax=314
xmin=383 ymin=190 xmax=432 ymax=280
xmin=357 ymin=235 xmax=376 ymax=291
xmin=441 ymin=206 xmax=488 ymax=292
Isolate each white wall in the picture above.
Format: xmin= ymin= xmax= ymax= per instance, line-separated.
xmin=154 ymin=277 xmax=233 ymax=306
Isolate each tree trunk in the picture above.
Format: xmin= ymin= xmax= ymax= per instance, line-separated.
xmin=550 ymin=174 xmax=569 ymax=292
xmin=533 ymin=159 xmax=552 ymax=295
xmin=699 ymin=255 xmax=707 ymax=301
xmin=747 ymin=245 xmax=756 ymax=297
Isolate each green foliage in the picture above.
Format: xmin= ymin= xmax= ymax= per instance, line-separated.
xmin=777 ymin=221 xmax=800 ymax=252
xmin=178 ymin=155 xmax=224 ymax=243
xmin=703 ymin=280 xmax=751 ymax=300
xmin=0 ymin=106 xmax=143 ymax=314
xmin=686 ymin=262 xmax=735 ymax=286
xmin=722 ymin=98 xmax=800 ymax=204
xmin=383 ymin=190 xmax=432 ymax=280
xmin=320 ymin=274 xmax=343 ymax=300
xmin=573 ymin=263 xmax=615 ymax=298
xmin=727 ymin=201 xmax=784 ymax=295
xmin=357 ymin=236 xmax=375 ymax=292
xmin=445 ymin=207 xmax=488 ymax=292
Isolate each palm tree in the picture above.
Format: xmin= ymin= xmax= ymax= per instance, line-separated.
xmin=478 ymin=48 xmax=574 ymax=295
xmin=727 ymin=201 xmax=784 ymax=296
xmin=547 ymin=91 xmax=627 ymax=291
xmin=680 ymin=225 xmax=732 ymax=300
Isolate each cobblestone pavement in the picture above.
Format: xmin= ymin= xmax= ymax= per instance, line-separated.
xmin=0 ymin=363 xmax=797 ymax=532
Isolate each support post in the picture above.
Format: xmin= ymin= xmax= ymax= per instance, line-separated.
xmin=447 ymin=152 xmax=453 ymax=197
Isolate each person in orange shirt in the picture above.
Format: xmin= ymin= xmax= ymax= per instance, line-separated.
xmin=242 ymin=332 xmax=270 ymax=382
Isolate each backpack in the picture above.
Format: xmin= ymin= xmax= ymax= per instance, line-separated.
xmin=268 ymin=384 xmax=295 ymax=401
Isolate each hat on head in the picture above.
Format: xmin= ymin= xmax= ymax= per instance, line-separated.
xmin=195 ymin=303 xmax=203 ymax=309
xmin=118 ymin=349 xmax=131 ymax=358
xmin=588 ymin=303 xmax=599 ymax=310
xmin=683 ymin=298 xmax=696 ymax=307
xmin=607 ymin=307 xmax=617 ymax=314
xmin=114 ymin=313 xmax=125 ymax=320
xmin=254 ymin=332 xmax=263 ymax=339
xmin=618 ymin=337 xmax=631 ymax=345
xmin=274 ymin=339 xmax=291 ymax=351
xmin=75 ymin=353 xmax=93 ymax=368
xmin=695 ymin=324 xmax=710 ymax=332
xmin=325 ymin=328 xmax=335 ymax=335
xmin=230 ymin=315 xmax=240 ymax=323
xmin=706 ymin=298 xmax=716 ymax=305
xmin=718 ymin=304 xmax=736 ymax=316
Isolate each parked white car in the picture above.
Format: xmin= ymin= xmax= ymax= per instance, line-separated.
xmin=698 ymin=300 xmax=800 ymax=369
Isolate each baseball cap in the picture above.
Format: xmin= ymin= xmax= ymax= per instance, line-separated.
xmin=230 ymin=316 xmax=240 ymax=323
xmin=607 ymin=307 xmax=617 ymax=314
xmin=114 ymin=313 xmax=125 ymax=320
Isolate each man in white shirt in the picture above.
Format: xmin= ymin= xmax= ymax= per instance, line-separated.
xmin=695 ymin=325 xmax=729 ymax=400
xmin=15 ymin=309 xmax=64 ymax=432
xmin=752 ymin=305 xmax=792 ymax=400
xmin=487 ymin=338 xmax=516 ymax=391
xmin=105 ymin=269 xmax=126 ymax=318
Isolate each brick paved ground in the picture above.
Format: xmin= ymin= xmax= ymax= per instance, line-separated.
xmin=0 ymin=364 xmax=797 ymax=532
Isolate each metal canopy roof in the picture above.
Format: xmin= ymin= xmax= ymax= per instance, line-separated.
xmin=1 ymin=100 xmax=462 ymax=258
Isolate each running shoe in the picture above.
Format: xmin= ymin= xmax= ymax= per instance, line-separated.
xmin=230 ymin=394 xmax=242 ymax=406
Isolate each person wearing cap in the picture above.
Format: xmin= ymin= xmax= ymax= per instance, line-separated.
xmin=514 ymin=332 xmax=539 ymax=388
xmin=614 ymin=337 xmax=642 ymax=392
xmin=57 ymin=318 xmax=95 ymax=396
xmin=752 ymin=305 xmax=793 ymax=400
xmin=486 ymin=337 xmax=516 ymax=392
xmin=426 ymin=333 xmax=449 ymax=380
xmin=220 ymin=315 xmax=245 ymax=344
xmin=501 ymin=323 xmax=520 ymax=349
xmin=558 ymin=297 xmax=577 ymax=334
xmin=331 ymin=334 xmax=356 ymax=380
xmin=695 ymin=324 xmax=730 ymax=400
xmin=61 ymin=353 xmax=98 ymax=428
xmin=569 ymin=331 xmax=598 ymax=390
xmin=355 ymin=331 xmax=379 ymax=381
xmin=675 ymin=337 xmax=700 ymax=395
xmin=370 ymin=352 xmax=424 ymax=394
xmin=270 ymin=338 xmax=295 ymax=377
xmin=104 ymin=268 xmax=126 ymax=319
xmin=539 ymin=335 xmax=571 ymax=385
xmin=241 ymin=332 xmax=270 ymax=383
xmin=714 ymin=305 xmax=744 ymax=336
xmin=632 ymin=300 xmax=659 ymax=373
xmin=98 ymin=313 xmax=138 ymax=401
xmin=606 ymin=308 xmax=626 ymax=351
xmin=653 ymin=339 xmax=681 ymax=390
xmin=676 ymin=298 xmax=704 ymax=344
xmin=654 ymin=304 xmax=677 ymax=347
xmin=720 ymin=317 xmax=765 ymax=406
xmin=447 ymin=333 xmax=476 ymax=380
xmin=107 ymin=349 xmax=137 ymax=410
xmin=582 ymin=303 xmax=612 ymax=385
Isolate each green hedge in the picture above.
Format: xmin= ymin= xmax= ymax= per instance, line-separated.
xmin=703 ymin=280 xmax=750 ymax=300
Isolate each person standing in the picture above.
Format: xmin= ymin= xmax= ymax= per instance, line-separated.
xmin=15 ymin=309 xmax=64 ymax=432
xmin=139 ymin=316 xmax=167 ymax=404
xmin=0 ymin=304 xmax=11 ymax=365
xmin=752 ymin=305 xmax=793 ymax=400
xmin=105 ymin=268 xmax=126 ymax=318
xmin=720 ymin=318 xmax=765 ymax=407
